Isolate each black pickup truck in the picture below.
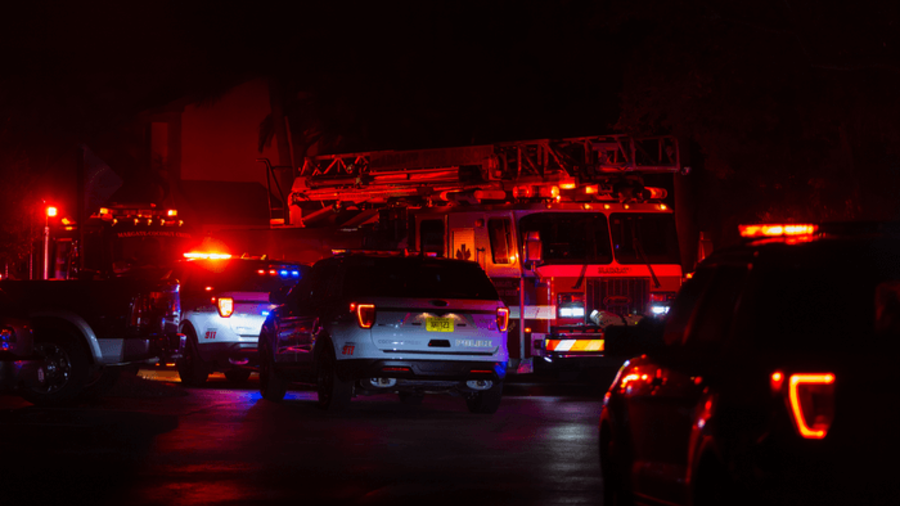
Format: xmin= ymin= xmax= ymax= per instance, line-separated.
xmin=0 ymin=275 xmax=183 ymax=405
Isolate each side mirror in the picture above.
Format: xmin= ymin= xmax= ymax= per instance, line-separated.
xmin=603 ymin=318 xmax=667 ymax=358
xmin=524 ymin=230 xmax=543 ymax=266
xmin=269 ymin=285 xmax=291 ymax=305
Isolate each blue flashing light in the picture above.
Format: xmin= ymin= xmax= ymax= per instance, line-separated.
xmin=279 ymin=270 xmax=288 ymax=277
xmin=262 ymin=310 xmax=270 ymax=317
xmin=494 ymin=361 xmax=508 ymax=379
xmin=291 ymin=270 xmax=300 ymax=277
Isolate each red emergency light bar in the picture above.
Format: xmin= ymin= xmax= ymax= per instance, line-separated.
xmin=739 ymin=224 xmax=818 ymax=238
xmin=184 ymin=252 xmax=232 ymax=260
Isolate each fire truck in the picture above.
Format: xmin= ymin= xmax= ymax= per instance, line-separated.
xmin=267 ymin=135 xmax=683 ymax=374
xmin=51 ymin=203 xmax=194 ymax=280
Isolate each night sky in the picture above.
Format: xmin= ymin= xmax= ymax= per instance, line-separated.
xmin=3 ymin=1 xmax=900 ymax=259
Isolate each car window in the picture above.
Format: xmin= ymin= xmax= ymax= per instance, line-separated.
xmin=420 ymin=220 xmax=445 ymax=256
xmin=738 ymin=266 xmax=897 ymax=351
xmin=342 ymin=258 xmax=500 ymax=300
xmin=488 ymin=218 xmax=514 ymax=265
xmin=683 ymin=266 xmax=748 ymax=349
xmin=662 ymin=268 xmax=714 ymax=347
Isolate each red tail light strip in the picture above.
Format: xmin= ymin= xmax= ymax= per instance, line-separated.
xmin=788 ymin=373 xmax=835 ymax=440
xmin=496 ymin=307 xmax=510 ymax=332
xmin=355 ymin=303 xmax=376 ymax=329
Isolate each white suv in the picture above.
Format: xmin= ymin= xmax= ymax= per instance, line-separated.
xmin=174 ymin=256 xmax=309 ymax=385
xmin=259 ymin=253 xmax=510 ymax=413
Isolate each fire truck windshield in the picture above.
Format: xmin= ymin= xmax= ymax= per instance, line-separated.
xmin=518 ymin=213 xmax=613 ymax=264
xmin=610 ymin=213 xmax=680 ymax=265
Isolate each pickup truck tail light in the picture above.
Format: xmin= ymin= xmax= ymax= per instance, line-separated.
xmin=773 ymin=371 xmax=836 ymax=439
xmin=216 ymin=297 xmax=235 ymax=318
xmin=352 ymin=303 xmax=376 ymax=329
xmin=496 ymin=307 xmax=510 ymax=332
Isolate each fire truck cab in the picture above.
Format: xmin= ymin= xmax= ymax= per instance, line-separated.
xmin=267 ymin=134 xmax=684 ymax=373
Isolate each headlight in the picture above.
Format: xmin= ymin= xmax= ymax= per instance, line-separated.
xmin=557 ymin=293 xmax=585 ymax=319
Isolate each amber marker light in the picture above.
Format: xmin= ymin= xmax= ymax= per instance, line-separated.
xmin=788 ymin=373 xmax=836 ymax=439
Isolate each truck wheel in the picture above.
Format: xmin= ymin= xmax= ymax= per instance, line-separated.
xmin=22 ymin=330 xmax=90 ymax=406
xmin=465 ymin=380 xmax=503 ymax=414
xmin=316 ymin=344 xmax=353 ymax=411
xmin=177 ymin=331 xmax=209 ymax=387
xmin=224 ymin=369 xmax=252 ymax=383
xmin=259 ymin=341 xmax=286 ymax=402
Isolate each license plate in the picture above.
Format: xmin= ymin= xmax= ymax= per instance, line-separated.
xmin=426 ymin=317 xmax=454 ymax=332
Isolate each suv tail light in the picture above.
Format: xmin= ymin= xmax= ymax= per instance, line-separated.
xmin=353 ymin=303 xmax=376 ymax=329
xmin=496 ymin=307 xmax=510 ymax=332
xmin=774 ymin=371 xmax=836 ymax=439
xmin=217 ymin=297 xmax=235 ymax=318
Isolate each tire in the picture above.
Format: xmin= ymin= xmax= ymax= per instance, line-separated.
xmin=259 ymin=340 xmax=286 ymax=402
xmin=176 ymin=330 xmax=209 ymax=387
xmin=224 ymin=368 xmax=252 ymax=383
xmin=398 ymin=391 xmax=424 ymax=405
xmin=316 ymin=343 xmax=353 ymax=411
xmin=22 ymin=329 xmax=90 ymax=406
xmin=465 ymin=380 xmax=503 ymax=414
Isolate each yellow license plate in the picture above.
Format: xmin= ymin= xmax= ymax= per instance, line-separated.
xmin=426 ymin=317 xmax=454 ymax=332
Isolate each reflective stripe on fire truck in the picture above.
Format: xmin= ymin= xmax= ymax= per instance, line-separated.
xmin=508 ymin=305 xmax=555 ymax=320
xmin=545 ymin=338 xmax=605 ymax=352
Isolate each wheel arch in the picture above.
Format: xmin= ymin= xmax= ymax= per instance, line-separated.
xmin=29 ymin=313 xmax=98 ymax=365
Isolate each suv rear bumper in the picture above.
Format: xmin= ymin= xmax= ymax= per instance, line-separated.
xmin=198 ymin=341 xmax=259 ymax=368
xmin=337 ymin=358 xmax=508 ymax=383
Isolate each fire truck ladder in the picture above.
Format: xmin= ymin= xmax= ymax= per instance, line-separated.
xmin=291 ymin=134 xmax=680 ymax=205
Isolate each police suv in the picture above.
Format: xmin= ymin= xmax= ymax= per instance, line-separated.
xmin=259 ymin=252 xmax=510 ymax=413
xmin=600 ymin=223 xmax=900 ymax=505
xmin=174 ymin=253 xmax=308 ymax=385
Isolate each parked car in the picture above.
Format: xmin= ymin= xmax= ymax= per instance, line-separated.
xmin=259 ymin=252 xmax=510 ymax=412
xmin=0 ymin=288 xmax=46 ymax=395
xmin=599 ymin=222 xmax=900 ymax=505
xmin=173 ymin=254 xmax=309 ymax=385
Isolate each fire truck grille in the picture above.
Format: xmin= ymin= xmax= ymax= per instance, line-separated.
xmin=586 ymin=278 xmax=650 ymax=317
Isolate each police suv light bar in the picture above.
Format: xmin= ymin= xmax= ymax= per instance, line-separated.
xmin=739 ymin=224 xmax=818 ymax=238
xmin=184 ymin=252 xmax=233 ymax=260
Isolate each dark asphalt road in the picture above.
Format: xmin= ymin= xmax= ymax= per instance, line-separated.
xmin=0 ymin=369 xmax=618 ymax=506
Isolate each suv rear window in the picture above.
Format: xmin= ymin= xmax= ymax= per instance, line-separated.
xmin=740 ymin=267 xmax=894 ymax=351
xmin=179 ymin=261 xmax=307 ymax=295
xmin=342 ymin=258 xmax=499 ymax=300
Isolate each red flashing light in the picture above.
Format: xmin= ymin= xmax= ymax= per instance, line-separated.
xmin=787 ymin=373 xmax=835 ymax=439
xmin=217 ymin=297 xmax=235 ymax=318
xmin=46 ymin=206 xmax=58 ymax=217
xmin=559 ymin=181 xmax=577 ymax=190
xmin=355 ymin=303 xmax=376 ymax=329
xmin=739 ymin=224 xmax=818 ymax=238
xmin=513 ymin=186 xmax=534 ymax=199
xmin=584 ymin=185 xmax=598 ymax=195
xmin=496 ymin=307 xmax=510 ymax=332
xmin=184 ymin=252 xmax=232 ymax=260
xmin=167 ymin=209 xmax=178 ymax=217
